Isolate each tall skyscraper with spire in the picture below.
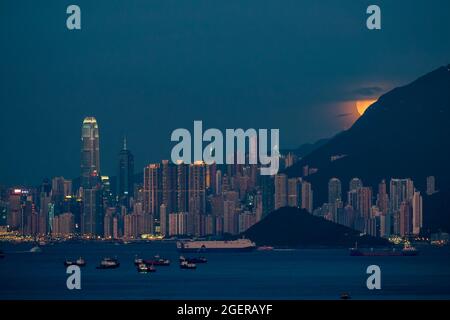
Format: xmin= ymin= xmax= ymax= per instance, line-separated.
xmin=80 ymin=117 xmax=102 ymax=237
xmin=80 ymin=117 xmax=101 ymax=187
xmin=118 ymin=137 xmax=134 ymax=207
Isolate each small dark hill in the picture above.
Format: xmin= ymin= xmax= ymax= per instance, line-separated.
xmin=243 ymin=207 xmax=389 ymax=247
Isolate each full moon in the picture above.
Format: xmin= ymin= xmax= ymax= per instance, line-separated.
xmin=356 ymin=99 xmax=377 ymax=115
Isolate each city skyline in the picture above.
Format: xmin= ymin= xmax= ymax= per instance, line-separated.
xmin=2 ymin=0 xmax=450 ymax=186
xmin=0 ymin=116 xmax=434 ymax=240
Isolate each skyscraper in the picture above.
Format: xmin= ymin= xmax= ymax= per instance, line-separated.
xmin=188 ymin=161 xmax=206 ymax=215
xmin=301 ymin=181 xmax=313 ymax=213
xmin=176 ymin=162 xmax=188 ymax=212
xmin=117 ymin=137 xmax=134 ymax=207
xmin=82 ymin=184 xmax=103 ymax=237
xmin=80 ymin=117 xmax=100 ymax=188
xmin=161 ymin=160 xmax=176 ymax=215
xmin=390 ymin=178 xmax=414 ymax=235
xmin=426 ymin=176 xmax=436 ymax=195
xmin=412 ymin=191 xmax=423 ymax=235
xmin=390 ymin=178 xmax=414 ymax=214
xmin=376 ymin=179 xmax=389 ymax=215
xmin=349 ymin=178 xmax=363 ymax=191
xmin=287 ymin=177 xmax=301 ymax=207
xmin=143 ymin=164 xmax=161 ymax=216
xmin=328 ymin=178 xmax=342 ymax=204
xmin=356 ymin=187 xmax=372 ymax=220
xmin=274 ymin=174 xmax=288 ymax=210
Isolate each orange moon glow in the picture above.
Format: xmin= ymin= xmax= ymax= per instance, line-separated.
xmin=356 ymin=99 xmax=377 ymax=115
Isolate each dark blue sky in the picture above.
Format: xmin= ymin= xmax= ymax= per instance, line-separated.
xmin=1 ymin=0 xmax=450 ymax=186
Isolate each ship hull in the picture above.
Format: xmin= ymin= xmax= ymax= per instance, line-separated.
xmin=350 ymin=249 xmax=419 ymax=257
xmin=177 ymin=239 xmax=256 ymax=253
xmin=178 ymin=246 xmax=256 ymax=253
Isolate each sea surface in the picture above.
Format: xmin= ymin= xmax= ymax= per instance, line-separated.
xmin=1 ymin=241 xmax=450 ymax=300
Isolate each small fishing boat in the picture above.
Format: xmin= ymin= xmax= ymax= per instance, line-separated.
xmin=144 ymin=254 xmax=171 ymax=266
xmin=257 ymin=246 xmax=274 ymax=251
xmin=137 ymin=263 xmax=156 ymax=273
xmin=97 ymin=257 xmax=120 ymax=269
xmin=134 ymin=255 xmax=144 ymax=266
xmin=30 ymin=246 xmax=42 ymax=253
xmin=64 ymin=257 xmax=86 ymax=267
xmin=179 ymin=255 xmax=207 ymax=264
xmin=180 ymin=260 xmax=197 ymax=269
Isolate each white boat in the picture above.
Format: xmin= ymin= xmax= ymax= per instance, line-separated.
xmin=30 ymin=246 xmax=42 ymax=253
xmin=180 ymin=260 xmax=197 ymax=269
xmin=177 ymin=239 xmax=256 ymax=252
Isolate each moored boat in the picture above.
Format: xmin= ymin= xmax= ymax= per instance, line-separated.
xmin=29 ymin=246 xmax=42 ymax=253
xmin=137 ymin=263 xmax=156 ymax=273
xmin=257 ymin=246 xmax=274 ymax=251
xmin=64 ymin=257 xmax=86 ymax=267
xmin=177 ymin=239 xmax=256 ymax=253
xmin=144 ymin=255 xmax=170 ymax=266
xmin=349 ymin=242 xmax=419 ymax=257
xmin=97 ymin=257 xmax=120 ymax=269
xmin=179 ymin=255 xmax=207 ymax=264
xmin=180 ymin=260 xmax=197 ymax=269
xmin=134 ymin=255 xmax=144 ymax=266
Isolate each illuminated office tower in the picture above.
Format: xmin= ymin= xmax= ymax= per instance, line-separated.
xmin=188 ymin=161 xmax=206 ymax=215
xmin=117 ymin=137 xmax=134 ymax=208
xmin=143 ymin=164 xmax=161 ymax=216
xmin=63 ymin=179 xmax=72 ymax=197
xmin=301 ymin=181 xmax=313 ymax=213
xmin=7 ymin=189 xmax=22 ymax=230
xmin=349 ymin=178 xmax=363 ymax=191
xmin=412 ymin=191 xmax=423 ymax=235
xmin=328 ymin=178 xmax=342 ymax=204
xmin=274 ymin=174 xmax=288 ymax=210
xmin=80 ymin=117 xmax=100 ymax=188
xmin=52 ymin=212 xmax=74 ymax=237
xmin=101 ymin=175 xmax=114 ymax=208
xmin=287 ymin=177 xmax=301 ymax=207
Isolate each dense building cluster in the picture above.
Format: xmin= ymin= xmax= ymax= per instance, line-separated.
xmin=0 ymin=117 xmax=437 ymax=240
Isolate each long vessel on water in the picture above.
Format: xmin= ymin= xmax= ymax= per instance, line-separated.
xmin=177 ymin=239 xmax=256 ymax=253
xmin=349 ymin=242 xmax=419 ymax=256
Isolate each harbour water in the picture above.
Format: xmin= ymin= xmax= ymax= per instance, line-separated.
xmin=1 ymin=242 xmax=450 ymax=300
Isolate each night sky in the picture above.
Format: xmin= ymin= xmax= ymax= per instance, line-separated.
xmin=1 ymin=0 xmax=450 ymax=186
